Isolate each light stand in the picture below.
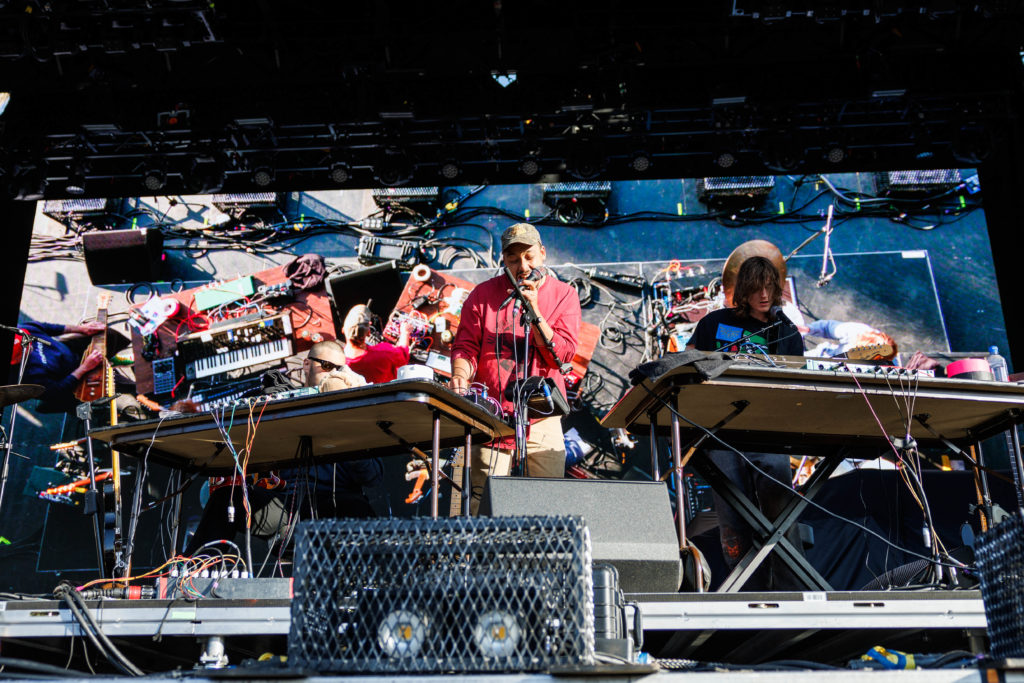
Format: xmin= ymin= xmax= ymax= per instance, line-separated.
xmin=0 ymin=326 xmax=51 ymax=518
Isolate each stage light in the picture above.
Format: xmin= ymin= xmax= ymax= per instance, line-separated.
xmin=630 ymin=152 xmax=651 ymax=173
xmin=491 ymin=70 xmax=517 ymax=88
xmin=328 ymin=161 xmax=350 ymax=184
xmin=374 ymin=148 xmax=414 ymax=187
xmin=251 ymin=165 xmax=275 ymax=187
xmin=142 ymin=166 xmax=167 ymax=192
xmin=65 ymin=161 xmax=88 ymax=195
xmin=377 ymin=609 xmax=429 ymax=658
xmin=714 ymin=151 xmax=736 ymax=169
xmin=185 ymin=154 xmax=225 ymax=194
xmin=10 ymin=164 xmax=47 ymax=201
xmin=438 ymin=159 xmax=461 ymax=181
xmin=65 ymin=174 xmax=86 ymax=195
xmin=952 ymin=125 xmax=992 ymax=165
xmin=0 ymin=92 xmax=10 ymax=117
xmin=519 ymin=155 xmax=541 ymax=178
xmin=473 ymin=610 xmax=522 ymax=658
xmin=824 ymin=144 xmax=847 ymax=164
xmin=566 ymin=142 xmax=605 ymax=181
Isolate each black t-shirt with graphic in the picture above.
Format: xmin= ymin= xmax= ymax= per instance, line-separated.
xmin=690 ymin=307 xmax=804 ymax=356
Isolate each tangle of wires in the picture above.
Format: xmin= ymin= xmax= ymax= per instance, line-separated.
xmin=637 ymin=380 xmax=976 ymax=580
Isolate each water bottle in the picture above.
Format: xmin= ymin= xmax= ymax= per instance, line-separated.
xmin=987 ymin=345 xmax=1009 ymax=382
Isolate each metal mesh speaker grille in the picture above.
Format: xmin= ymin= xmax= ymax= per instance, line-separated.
xmin=288 ymin=516 xmax=595 ymax=673
xmin=974 ymin=513 xmax=1024 ymax=658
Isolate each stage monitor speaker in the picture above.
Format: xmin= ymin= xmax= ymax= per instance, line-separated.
xmin=81 ymin=228 xmax=164 ymax=285
xmin=288 ymin=516 xmax=595 ymax=674
xmin=326 ymin=260 xmax=406 ymax=324
xmin=480 ymin=478 xmax=683 ymax=593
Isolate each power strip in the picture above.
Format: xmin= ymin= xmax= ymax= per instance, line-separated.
xmin=804 ymin=358 xmax=934 ymax=378
xmin=155 ymin=576 xmax=293 ymax=600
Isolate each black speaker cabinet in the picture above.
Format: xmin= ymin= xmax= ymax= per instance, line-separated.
xmin=326 ymin=260 xmax=406 ymax=323
xmin=81 ymin=228 xmax=164 ymax=285
xmin=480 ymin=478 xmax=683 ymax=593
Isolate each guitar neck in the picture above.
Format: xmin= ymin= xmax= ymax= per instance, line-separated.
xmin=73 ymin=295 xmax=111 ymax=404
xmin=90 ymin=308 xmax=109 ymax=356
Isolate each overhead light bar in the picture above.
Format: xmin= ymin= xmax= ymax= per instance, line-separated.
xmin=542 ymin=181 xmax=612 ymax=207
xmin=210 ymin=192 xmax=282 ymax=211
xmin=876 ymin=169 xmax=962 ymax=196
xmin=371 ymin=186 xmax=440 ymax=208
xmin=697 ymin=176 xmax=775 ymax=205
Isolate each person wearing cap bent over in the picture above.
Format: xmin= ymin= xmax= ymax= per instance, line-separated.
xmin=342 ymin=304 xmax=415 ymax=384
xmin=450 ymin=223 xmax=582 ymax=513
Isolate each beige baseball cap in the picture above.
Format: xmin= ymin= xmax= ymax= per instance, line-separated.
xmin=500 ymin=223 xmax=542 ymax=252
xmin=342 ymin=304 xmax=373 ymax=339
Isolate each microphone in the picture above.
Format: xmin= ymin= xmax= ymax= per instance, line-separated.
xmin=523 ymin=268 xmax=544 ymax=283
xmin=769 ymin=305 xmax=792 ymax=325
xmin=499 ymin=268 xmax=543 ymax=308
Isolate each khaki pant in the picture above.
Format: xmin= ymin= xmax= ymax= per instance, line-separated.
xmin=469 ymin=415 xmax=565 ymax=514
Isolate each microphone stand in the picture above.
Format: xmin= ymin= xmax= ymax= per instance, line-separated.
xmin=0 ymin=326 xmax=52 ymax=517
xmin=513 ymin=299 xmax=530 ymax=475
xmin=501 ymin=268 xmax=572 ymax=475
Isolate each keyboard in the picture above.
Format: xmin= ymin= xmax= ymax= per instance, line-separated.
xmin=190 ymin=377 xmax=266 ymax=412
xmin=177 ymin=313 xmax=294 ymax=380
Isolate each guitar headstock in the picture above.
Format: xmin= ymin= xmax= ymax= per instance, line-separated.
xmin=845 ymin=342 xmax=896 ymax=361
xmin=97 ymin=292 xmax=112 ymax=310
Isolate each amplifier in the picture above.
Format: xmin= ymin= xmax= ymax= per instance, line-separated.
xmin=81 ymin=228 xmax=164 ymax=285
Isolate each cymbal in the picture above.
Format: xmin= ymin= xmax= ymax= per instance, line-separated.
xmin=0 ymin=384 xmax=44 ymax=408
xmin=721 ymin=240 xmax=787 ymax=306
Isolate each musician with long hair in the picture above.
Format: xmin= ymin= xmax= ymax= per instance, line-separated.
xmin=688 ymin=255 xmax=807 ymax=590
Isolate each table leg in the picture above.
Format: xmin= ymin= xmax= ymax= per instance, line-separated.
xmin=669 ymin=407 xmax=688 ymax=551
xmin=692 ymin=453 xmax=833 ymax=592
xmin=649 ymin=410 xmax=660 ymax=481
xmin=669 ymin=401 xmax=706 ymax=592
xmin=431 ymin=410 xmax=440 ymax=520
xmin=464 ymin=426 xmax=472 ymax=518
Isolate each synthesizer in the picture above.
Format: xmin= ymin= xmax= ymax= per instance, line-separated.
xmin=178 ymin=313 xmax=294 ymax=380
xmin=190 ymin=376 xmax=266 ymax=412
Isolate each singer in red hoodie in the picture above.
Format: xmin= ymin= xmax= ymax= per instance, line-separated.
xmin=450 ymin=223 xmax=581 ymax=513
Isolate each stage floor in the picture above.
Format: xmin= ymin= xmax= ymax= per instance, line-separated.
xmin=0 ymin=589 xmax=993 ymax=673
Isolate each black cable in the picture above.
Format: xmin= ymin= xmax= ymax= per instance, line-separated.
xmin=56 ymin=589 xmax=141 ymax=677
xmin=65 ymin=589 xmax=144 ymax=676
xmin=927 ymin=650 xmax=977 ymax=668
xmin=0 ymin=656 xmax=90 ymax=677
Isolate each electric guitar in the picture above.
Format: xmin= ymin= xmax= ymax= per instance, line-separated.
xmin=73 ymin=293 xmax=111 ymax=403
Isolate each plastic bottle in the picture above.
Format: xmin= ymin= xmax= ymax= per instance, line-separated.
xmin=987 ymin=345 xmax=1009 ymax=382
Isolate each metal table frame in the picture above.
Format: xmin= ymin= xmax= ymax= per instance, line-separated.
xmin=603 ymin=358 xmax=1024 ymax=592
xmin=87 ymin=380 xmax=512 ymax=566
